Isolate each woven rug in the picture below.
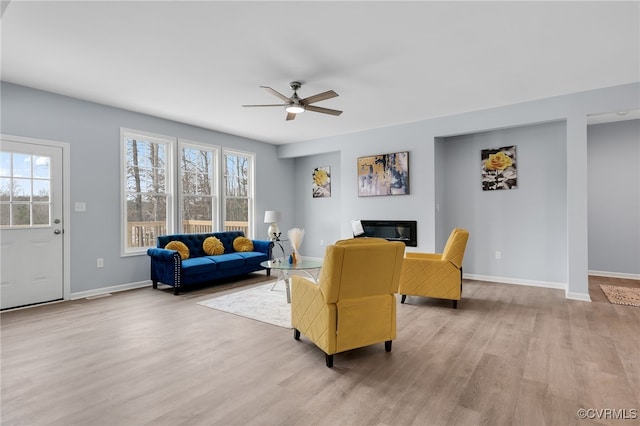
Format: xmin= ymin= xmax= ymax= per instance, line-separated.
xmin=197 ymin=281 xmax=291 ymax=328
xmin=599 ymin=284 xmax=640 ymax=307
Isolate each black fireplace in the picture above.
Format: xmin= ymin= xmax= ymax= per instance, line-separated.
xmin=353 ymin=220 xmax=417 ymax=247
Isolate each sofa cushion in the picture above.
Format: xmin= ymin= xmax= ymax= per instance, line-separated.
xmin=208 ymin=253 xmax=245 ymax=269
xmin=203 ymin=236 xmax=225 ymax=255
xmin=234 ymin=251 xmax=268 ymax=265
xmin=233 ymin=236 xmax=254 ymax=252
xmin=181 ymin=257 xmax=216 ymax=278
xmin=165 ymin=241 xmax=190 ymax=260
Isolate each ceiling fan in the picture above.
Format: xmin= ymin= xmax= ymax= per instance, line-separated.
xmin=242 ymin=81 xmax=343 ymax=121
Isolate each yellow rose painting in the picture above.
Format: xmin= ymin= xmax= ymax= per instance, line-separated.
xmin=312 ymin=166 xmax=331 ymax=198
xmin=481 ymin=146 xmax=517 ymax=190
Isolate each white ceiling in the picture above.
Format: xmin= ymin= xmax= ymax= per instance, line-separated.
xmin=2 ymin=1 xmax=639 ymax=145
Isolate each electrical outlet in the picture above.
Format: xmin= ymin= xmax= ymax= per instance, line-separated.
xmin=320 ymin=239 xmax=324 ymax=246
xmin=495 ymin=251 xmax=502 ymax=260
xmin=97 ymin=258 xmax=104 ymax=268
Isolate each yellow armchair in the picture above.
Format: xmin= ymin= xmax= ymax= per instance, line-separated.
xmin=398 ymin=228 xmax=469 ymax=309
xmin=290 ymin=237 xmax=405 ymax=367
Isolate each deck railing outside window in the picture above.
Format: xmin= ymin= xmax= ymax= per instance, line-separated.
xmin=128 ymin=220 xmax=248 ymax=248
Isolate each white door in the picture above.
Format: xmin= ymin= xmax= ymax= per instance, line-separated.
xmin=1 ymin=140 xmax=64 ymax=309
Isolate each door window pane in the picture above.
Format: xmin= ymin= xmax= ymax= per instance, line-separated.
xmin=32 ymin=204 xmax=50 ymax=226
xmin=0 ymin=151 xmax=52 ymax=228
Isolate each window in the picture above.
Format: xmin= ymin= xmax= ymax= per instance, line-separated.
xmin=179 ymin=140 xmax=218 ymax=233
xmin=223 ymin=149 xmax=254 ymax=237
xmin=121 ymin=129 xmax=256 ymax=255
xmin=122 ymin=129 xmax=174 ymax=254
xmin=0 ymin=151 xmax=52 ymax=227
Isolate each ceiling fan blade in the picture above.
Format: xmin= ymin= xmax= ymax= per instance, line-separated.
xmin=301 ymin=90 xmax=338 ymax=105
xmin=286 ymin=112 xmax=296 ymax=121
xmin=305 ymin=105 xmax=343 ymax=116
xmin=260 ymin=86 xmax=291 ymax=102
xmin=242 ymin=104 xmax=288 ymax=107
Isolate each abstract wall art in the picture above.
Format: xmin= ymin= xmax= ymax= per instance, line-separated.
xmin=357 ymin=151 xmax=409 ymax=197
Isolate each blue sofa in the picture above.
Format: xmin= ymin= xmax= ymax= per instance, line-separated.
xmin=147 ymin=231 xmax=272 ymax=295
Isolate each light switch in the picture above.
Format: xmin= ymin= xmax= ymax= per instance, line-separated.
xmin=75 ymin=202 xmax=86 ymax=212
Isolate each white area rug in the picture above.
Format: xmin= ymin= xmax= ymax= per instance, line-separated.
xmin=197 ymin=282 xmax=291 ymax=328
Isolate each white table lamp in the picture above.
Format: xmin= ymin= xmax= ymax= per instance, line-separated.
xmin=264 ymin=210 xmax=282 ymax=241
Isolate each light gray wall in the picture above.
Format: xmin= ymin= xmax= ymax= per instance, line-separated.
xmin=282 ymin=82 xmax=640 ymax=300
xmin=4 ymin=81 xmax=638 ymax=300
xmin=587 ymin=119 xmax=640 ymax=276
xmin=1 ymin=82 xmax=295 ymax=295
xmin=292 ymin=151 xmax=341 ymax=258
xmin=440 ymin=121 xmax=568 ymax=284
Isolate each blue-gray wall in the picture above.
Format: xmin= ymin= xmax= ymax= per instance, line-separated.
xmin=1 ymin=82 xmax=296 ymax=296
xmin=3 ymin=81 xmax=639 ymax=301
xmin=292 ymin=151 xmax=342 ymax=258
xmin=587 ymin=119 xmax=640 ymax=277
xmin=282 ymin=82 xmax=640 ymax=300
xmin=440 ymin=121 xmax=568 ymax=285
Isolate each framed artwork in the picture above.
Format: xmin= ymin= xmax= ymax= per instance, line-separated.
xmin=357 ymin=151 xmax=409 ymax=197
xmin=481 ymin=145 xmax=517 ymax=190
xmin=312 ymin=166 xmax=331 ymax=198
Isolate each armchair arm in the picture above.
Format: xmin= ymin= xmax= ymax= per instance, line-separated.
xmin=399 ymin=254 xmax=462 ymax=300
xmin=405 ymin=252 xmax=442 ymax=260
xmin=290 ymin=276 xmax=337 ymax=355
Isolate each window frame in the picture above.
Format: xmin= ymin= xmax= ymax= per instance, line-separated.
xmin=120 ymin=128 xmax=176 ymax=256
xmin=222 ymin=148 xmax=255 ymax=239
xmin=177 ymin=138 xmax=219 ymax=234
xmin=120 ymin=129 xmax=256 ymax=255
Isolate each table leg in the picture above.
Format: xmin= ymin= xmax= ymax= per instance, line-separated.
xmin=284 ymin=270 xmax=291 ymax=304
xmin=270 ymin=269 xmax=291 ymax=304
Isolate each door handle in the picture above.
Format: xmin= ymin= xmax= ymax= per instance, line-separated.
xmin=54 ymin=229 xmax=62 ymax=235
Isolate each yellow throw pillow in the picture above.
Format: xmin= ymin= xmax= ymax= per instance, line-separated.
xmin=233 ymin=236 xmax=254 ymax=252
xmin=165 ymin=240 xmax=190 ymax=260
xmin=203 ymin=236 xmax=225 ymax=255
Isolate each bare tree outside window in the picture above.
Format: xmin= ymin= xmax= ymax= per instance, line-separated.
xmin=181 ymin=145 xmax=216 ymax=233
xmin=125 ymin=136 xmax=169 ymax=249
xmin=122 ymin=130 xmax=255 ymax=252
xmin=224 ymin=151 xmax=253 ymax=236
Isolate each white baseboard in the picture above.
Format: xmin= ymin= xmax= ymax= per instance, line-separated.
xmin=588 ymin=270 xmax=640 ymax=280
xmin=464 ymin=273 xmax=593 ymax=302
xmin=70 ymin=280 xmax=151 ymax=300
xmin=565 ymin=291 xmax=592 ymax=302
xmin=464 ymin=273 xmax=566 ymax=290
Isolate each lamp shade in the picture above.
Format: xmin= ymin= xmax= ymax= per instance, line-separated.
xmin=264 ymin=210 xmax=281 ymax=223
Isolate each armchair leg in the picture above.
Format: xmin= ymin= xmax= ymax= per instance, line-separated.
xmin=293 ymin=328 xmax=300 ymax=340
xmin=173 ymin=286 xmax=180 ymax=296
xmin=401 ymin=294 xmax=407 ymax=304
xmin=385 ymin=340 xmax=392 ymax=352
xmin=452 ymin=300 xmax=458 ymax=309
xmin=326 ymin=354 xmax=334 ymax=368
xmin=152 ymin=280 xmax=158 ymax=289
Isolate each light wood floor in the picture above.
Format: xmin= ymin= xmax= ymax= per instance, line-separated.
xmin=1 ymin=274 xmax=638 ymax=426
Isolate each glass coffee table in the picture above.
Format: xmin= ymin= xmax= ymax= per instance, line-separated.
xmin=260 ymin=259 xmax=323 ymax=303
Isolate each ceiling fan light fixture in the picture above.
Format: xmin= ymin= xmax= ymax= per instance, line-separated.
xmin=285 ymin=104 xmax=305 ymax=114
